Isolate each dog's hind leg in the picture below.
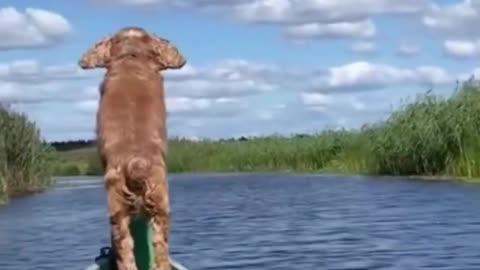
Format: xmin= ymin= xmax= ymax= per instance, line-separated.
xmin=144 ymin=165 xmax=171 ymax=270
xmin=105 ymin=167 xmax=137 ymax=270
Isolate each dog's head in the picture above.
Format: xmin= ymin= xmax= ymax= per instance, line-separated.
xmin=78 ymin=26 xmax=186 ymax=71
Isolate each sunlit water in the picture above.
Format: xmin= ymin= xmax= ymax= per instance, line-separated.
xmin=1 ymin=173 xmax=480 ymax=270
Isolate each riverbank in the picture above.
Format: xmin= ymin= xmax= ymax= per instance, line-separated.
xmin=52 ymin=80 xmax=480 ymax=182
xmin=0 ymin=105 xmax=56 ymax=205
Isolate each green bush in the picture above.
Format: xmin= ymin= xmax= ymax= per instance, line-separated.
xmin=85 ymin=152 xmax=103 ymax=176
xmin=53 ymin=163 xmax=82 ymax=176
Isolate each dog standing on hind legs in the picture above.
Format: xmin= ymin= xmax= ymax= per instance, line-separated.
xmin=78 ymin=26 xmax=186 ymax=270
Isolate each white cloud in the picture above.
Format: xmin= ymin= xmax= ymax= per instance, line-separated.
xmin=233 ymin=0 xmax=430 ymax=24
xmin=167 ymin=97 xmax=212 ymax=113
xmin=0 ymin=80 xmax=71 ymax=103
xmin=73 ymin=96 xmax=243 ymax=116
xmin=166 ymin=78 xmax=275 ymax=98
xmin=301 ymin=92 xmax=333 ymax=112
xmin=93 ymin=0 xmax=480 ymax=44
xmin=0 ymin=58 xmax=464 ymax=105
xmin=0 ymin=58 xmax=281 ymax=105
xmin=397 ymin=44 xmax=420 ymax=56
xmin=350 ymin=97 xmax=366 ymax=111
xmin=163 ymin=64 xmax=199 ymax=80
xmin=92 ymin=0 xmax=438 ymax=47
xmin=299 ymin=92 xmax=381 ymax=129
xmin=415 ymin=66 xmax=452 ymax=85
xmin=164 ymin=59 xmax=281 ymax=98
xmin=0 ymin=60 xmax=96 ymax=104
xmin=351 ymin=41 xmax=377 ymax=54
xmin=0 ymin=59 xmax=91 ymax=83
xmin=74 ymin=99 xmax=98 ymax=113
xmin=105 ymin=0 xmax=161 ymax=5
xmin=309 ymin=61 xmax=454 ymax=93
xmin=457 ymin=67 xmax=480 ymax=81
xmin=93 ymin=0 xmax=250 ymax=8
xmin=256 ymin=110 xmax=275 ymax=120
xmin=443 ymin=39 xmax=480 ymax=58
xmin=255 ymin=104 xmax=286 ymax=120
xmin=301 ymin=92 xmax=367 ymax=113
xmin=421 ymin=0 xmax=480 ymax=38
xmin=0 ymin=7 xmax=72 ymax=49
xmin=14 ymin=1 xmax=480 ymax=141
xmin=170 ymin=97 xmax=247 ymax=118
xmin=285 ymin=19 xmax=376 ymax=40
xmin=94 ymin=0 xmax=433 ymax=24
xmin=5 ymin=55 xmax=480 ymax=141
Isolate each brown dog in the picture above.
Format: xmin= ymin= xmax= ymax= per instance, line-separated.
xmin=78 ymin=26 xmax=186 ymax=270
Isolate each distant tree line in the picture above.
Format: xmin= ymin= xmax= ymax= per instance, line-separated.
xmin=50 ymin=139 xmax=95 ymax=151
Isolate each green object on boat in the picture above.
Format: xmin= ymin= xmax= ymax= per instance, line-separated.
xmin=85 ymin=214 xmax=187 ymax=270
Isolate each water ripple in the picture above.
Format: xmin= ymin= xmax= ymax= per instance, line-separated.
xmin=0 ymin=174 xmax=480 ymax=269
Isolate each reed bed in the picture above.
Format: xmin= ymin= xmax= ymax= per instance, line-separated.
xmin=0 ymin=105 xmax=56 ymax=204
xmin=59 ymin=80 xmax=480 ymax=180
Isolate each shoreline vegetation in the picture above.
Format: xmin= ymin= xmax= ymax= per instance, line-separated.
xmin=52 ymin=79 xmax=480 ymax=182
xmin=3 ymin=79 xmax=480 ymax=204
xmin=0 ymin=104 xmax=56 ymax=205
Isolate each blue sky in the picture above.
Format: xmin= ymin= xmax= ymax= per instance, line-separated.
xmin=1 ymin=0 xmax=480 ymax=142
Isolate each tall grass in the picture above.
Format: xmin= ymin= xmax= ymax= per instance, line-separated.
xmin=0 ymin=104 xmax=56 ymax=204
xmin=327 ymin=79 xmax=480 ymax=178
xmin=59 ymin=79 xmax=480 ymax=180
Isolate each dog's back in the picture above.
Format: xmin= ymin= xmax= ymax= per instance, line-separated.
xmin=97 ymin=58 xmax=167 ymax=193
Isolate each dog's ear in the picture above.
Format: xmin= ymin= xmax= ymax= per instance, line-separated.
xmin=78 ymin=36 xmax=113 ymax=69
xmin=150 ymin=34 xmax=186 ymax=70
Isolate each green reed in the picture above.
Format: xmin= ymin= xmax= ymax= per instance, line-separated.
xmin=60 ymin=79 xmax=480 ymax=181
xmin=0 ymin=105 xmax=56 ymax=204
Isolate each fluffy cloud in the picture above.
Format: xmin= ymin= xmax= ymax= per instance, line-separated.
xmin=443 ymin=39 xmax=480 ymax=58
xmin=74 ymin=95 xmax=246 ymax=118
xmin=285 ymin=19 xmax=376 ymax=40
xmin=0 ymin=58 xmax=281 ymax=103
xmin=1 ymin=57 xmax=468 ymax=108
xmin=94 ymin=0 xmax=433 ymax=24
xmin=232 ymin=0 xmax=430 ymax=24
xmin=301 ymin=92 xmax=373 ymax=119
xmin=167 ymin=97 xmax=211 ymax=113
xmin=0 ymin=60 xmax=91 ymax=83
xmin=93 ymin=0 xmax=251 ymax=8
xmin=397 ymin=44 xmax=420 ymax=57
xmin=5 ymin=55 xmax=479 ymax=141
xmin=102 ymin=0 xmax=161 ymax=5
xmin=308 ymin=61 xmax=454 ymax=93
xmin=94 ymin=0 xmax=480 ymax=40
xmin=0 ymin=59 xmax=98 ymax=104
xmin=256 ymin=104 xmax=286 ymax=120
xmin=421 ymin=0 xmax=480 ymax=38
xmin=351 ymin=41 xmax=377 ymax=54
xmin=164 ymin=59 xmax=283 ymax=98
xmin=301 ymin=92 xmax=334 ymax=112
xmin=90 ymin=0 xmax=480 ymax=55
xmin=0 ymin=59 xmax=280 ymax=127
xmin=92 ymin=0 xmax=437 ymax=48
xmin=0 ymin=7 xmax=72 ymax=49
xmin=74 ymin=99 xmax=98 ymax=113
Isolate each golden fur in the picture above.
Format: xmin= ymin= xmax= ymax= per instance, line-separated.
xmin=78 ymin=26 xmax=186 ymax=270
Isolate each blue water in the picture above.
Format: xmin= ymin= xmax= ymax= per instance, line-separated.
xmin=1 ymin=173 xmax=480 ymax=270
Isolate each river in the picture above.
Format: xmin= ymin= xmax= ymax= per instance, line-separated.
xmin=1 ymin=173 xmax=480 ymax=270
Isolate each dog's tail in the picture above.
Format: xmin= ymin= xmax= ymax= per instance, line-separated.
xmin=124 ymin=156 xmax=152 ymax=184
